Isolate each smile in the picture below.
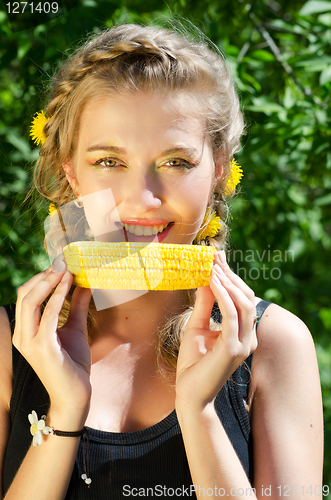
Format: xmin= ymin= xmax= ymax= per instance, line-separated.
xmin=121 ymin=222 xmax=172 ymax=236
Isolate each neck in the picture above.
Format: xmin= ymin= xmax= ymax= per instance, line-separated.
xmin=89 ymin=289 xmax=191 ymax=346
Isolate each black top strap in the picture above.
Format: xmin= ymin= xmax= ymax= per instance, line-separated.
xmin=3 ymin=303 xmax=16 ymax=336
xmin=256 ymin=299 xmax=271 ymax=321
xmin=212 ymin=298 xmax=271 ymax=328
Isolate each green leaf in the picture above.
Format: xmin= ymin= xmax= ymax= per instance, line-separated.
xmin=300 ymin=0 xmax=331 ymax=15
xmin=314 ymin=193 xmax=331 ymax=206
xmin=6 ymin=133 xmax=31 ymax=158
xmin=250 ymin=50 xmax=275 ymax=62
xmin=294 ymin=56 xmax=331 ymax=71
xmin=287 ymin=237 xmax=306 ymax=258
xmin=17 ymin=39 xmax=33 ymax=60
xmin=264 ymin=288 xmax=282 ymax=302
xmin=283 ymin=86 xmax=296 ymax=110
xmin=287 ymin=185 xmax=307 ymax=206
xmin=319 ymin=309 xmax=331 ymax=330
xmin=318 ymin=12 xmax=331 ymax=23
xmin=320 ymin=66 xmax=331 ymax=85
xmin=246 ymin=98 xmax=284 ymax=115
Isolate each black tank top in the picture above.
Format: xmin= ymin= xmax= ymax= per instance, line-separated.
xmin=2 ymin=300 xmax=271 ymax=498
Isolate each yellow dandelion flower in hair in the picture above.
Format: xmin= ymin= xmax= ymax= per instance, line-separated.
xmin=194 ymin=208 xmax=221 ymax=243
xmin=48 ymin=203 xmax=57 ymax=219
xmin=224 ymin=158 xmax=244 ymax=195
xmin=30 ymin=111 xmax=48 ymax=146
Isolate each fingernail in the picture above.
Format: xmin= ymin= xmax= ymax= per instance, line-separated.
xmin=219 ymin=250 xmax=226 ymax=264
xmin=60 ymin=271 xmax=70 ymax=283
xmin=52 ymin=253 xmax=66 ymax=273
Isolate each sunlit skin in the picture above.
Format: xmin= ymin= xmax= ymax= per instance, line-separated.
xmin=64 ymin=91 xmax=221 ymax=246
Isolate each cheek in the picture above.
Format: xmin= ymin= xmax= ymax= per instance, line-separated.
xmin=81 ymin=187 xmax=123 ymax=240
xmin=77 ymin=168 xmax=125 ymax=203
xmin=77 ymin=168 xmax=108 ymax=194
xmin=173 ymin=172 xmax=212 ymax=213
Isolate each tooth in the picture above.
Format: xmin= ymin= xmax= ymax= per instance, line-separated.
xmin=143 ymin=227 xmax=153 ymax=236
xmin=123 ymin=224 xmax=170 ymax=236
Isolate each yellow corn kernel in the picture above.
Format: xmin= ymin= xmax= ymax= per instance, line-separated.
xmin=63 ymin=241 xmax=215 ymax=290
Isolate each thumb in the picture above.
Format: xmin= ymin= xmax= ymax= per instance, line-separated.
xmin=65 ymin=285 xmax=92 ymax=334
xmin=186 ymin=285 xmax=215 ymax=332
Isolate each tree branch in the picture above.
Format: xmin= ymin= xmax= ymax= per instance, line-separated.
xmin=250 ymin=12 xmax=326 ymax=109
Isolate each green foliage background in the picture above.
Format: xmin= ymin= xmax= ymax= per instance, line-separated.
xmin=0 ymin=0 xmax=330 ymax=489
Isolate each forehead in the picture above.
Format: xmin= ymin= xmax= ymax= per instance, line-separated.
xmin=77 ymin=91 xmax=207 ymax=152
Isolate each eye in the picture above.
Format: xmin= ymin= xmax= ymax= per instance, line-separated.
xmin=164 ymin=158 xmax=196 ymax=169
xmin=93 ymin=157 xmax=120 ymax=168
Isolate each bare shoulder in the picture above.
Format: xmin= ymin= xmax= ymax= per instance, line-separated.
xmin=251 ymin=300 xmax=320 ymax=403
xmin=0 ymin=306 xmax=13 ymax=405
xmin=0 ymin=306 xmax=13 ymax=494
xmin=250 ymin=301 xmax=323 ymax=490
xmin=254 ymin=300 xmax=316 ymax=362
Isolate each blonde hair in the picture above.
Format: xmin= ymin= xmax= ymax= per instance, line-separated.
xmin=35 ymin=23 xmax=244 ymax=370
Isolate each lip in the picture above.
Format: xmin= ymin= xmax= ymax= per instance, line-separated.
xmin=122 ymin=222 xmax=174 ymax=243
xmin=120 ymin=219 xmax=173 ymax=227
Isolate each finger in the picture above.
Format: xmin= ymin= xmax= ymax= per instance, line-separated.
xmin=51 ymin=252 xmax=66 ymax=273
xmin=19 ymin=270 xmax=68 ymax=344
xmin=17 ymin=261 xmax=58 ymax=306
xmin=37 ymin=272 xmax=73 ymax=342
xmin=209 ymin=269 xmax=239 ymax=338
xmin=214 ymin=251 xmax=255 ymax=304
xmin=212 ymin=264 xmax=256 ymax=342
xmin=186 ymin=285 xmax=215 ymax=333
xmin=214 ymin=253 xmax=257 ymax=338
xmin=15 ymin=269 xmax=51 ymax=341
xmin=64 ymin=286 xmax=92 ymax=336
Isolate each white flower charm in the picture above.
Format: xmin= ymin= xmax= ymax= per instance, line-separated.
xmin=81 ymin=473 xmax=92 ymax=485
xmin=28 ymin=411 xmax=52 ymax=446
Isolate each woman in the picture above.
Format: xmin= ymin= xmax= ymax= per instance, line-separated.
xmin=0 ymin=24 xmax=323 ymax=499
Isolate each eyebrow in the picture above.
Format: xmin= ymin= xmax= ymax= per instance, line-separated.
xmin=86 ymin=145 xmax=127 ymax=154
xmin=86 ymin=144 xmax=202 ymax=159
xmin=162 ymin=147 xmax=201 ymax=160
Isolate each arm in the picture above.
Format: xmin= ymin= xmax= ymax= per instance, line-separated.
xmin=175 ymin=252 xmax=323 ymax=499
xmin=1 ymin=269 xmax=92 ymax=500
xmin=250 ymin=304 xmax=323 ymax=498
xmin=0 ymin=307 xmax=13 ymax=499
xmin=176 ymin=251 xmax=258 ymax=499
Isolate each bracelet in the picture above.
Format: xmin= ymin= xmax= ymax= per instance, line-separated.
xmin=28 ymin=410 xmax=91 ymax=486
xmin=47 ymin=428 xmax=85 ymax=437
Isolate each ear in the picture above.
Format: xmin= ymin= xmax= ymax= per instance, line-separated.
xmin=208 ymin=156 xmax=224 ymax=204
xmin=214 ymin=157 xmax=223 ymax=182
xmin=62 ymin=160 xmax=78 ymax=193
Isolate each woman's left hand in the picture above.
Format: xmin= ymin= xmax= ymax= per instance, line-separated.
xmin=176 ymin=250 xmax=258 ymax=410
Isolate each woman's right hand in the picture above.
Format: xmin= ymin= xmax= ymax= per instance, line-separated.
xmin=13 ymin=266 xmax=92 ymax=427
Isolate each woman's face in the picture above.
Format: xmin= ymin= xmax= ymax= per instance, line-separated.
xmin=65 ymin=91 xmax=220 ymax=245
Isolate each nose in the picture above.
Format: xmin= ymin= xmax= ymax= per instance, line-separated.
xmin=124 ymin=172 xmax=162 ymax=214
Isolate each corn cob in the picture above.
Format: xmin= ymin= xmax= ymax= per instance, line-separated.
xmin=63 ymin=241 xmax=215 ymax=290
